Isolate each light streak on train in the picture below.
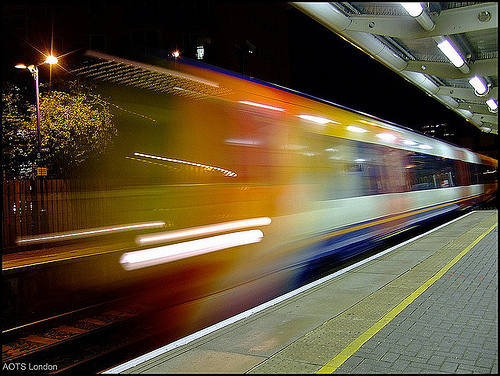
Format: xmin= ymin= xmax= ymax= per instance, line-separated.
xmin=133 ymin=152 xmax=237 ymax=177
xmin=297 ymin=114 xmax=340 ymax=124
xmin=376 ymin=133 xmax=397 ymax=142
xmin=136 ymin=217 xmax=272 ymax=245
xmin=346 ymin=125 xmax=369 ymax=133
xmin=238 ymin=100 xmax=286 ymax=112
xmin=121 ymin=229 xmax=264 ymax=270
xmin=16 ymin=221 xmax=166 ymax=245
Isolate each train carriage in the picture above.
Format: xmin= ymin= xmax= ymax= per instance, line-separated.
xmin=6 ymin=50 xmax=496 ymax=338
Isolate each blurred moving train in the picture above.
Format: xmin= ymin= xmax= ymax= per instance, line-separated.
xmin=10 ymin=50 xmax=497 ymax=337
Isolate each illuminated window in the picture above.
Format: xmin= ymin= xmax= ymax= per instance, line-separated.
xmin=196 ymin=45 xmax=204 ymax=60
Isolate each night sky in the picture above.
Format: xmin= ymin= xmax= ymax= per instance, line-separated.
xmin=2 ymin=2 xmax=496 ymax=156
xmin=286 ymin=7 xmax=487 ymax=140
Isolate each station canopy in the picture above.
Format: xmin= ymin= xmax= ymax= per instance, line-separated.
xmin=292 ymin=2 xmax=498 ymax=135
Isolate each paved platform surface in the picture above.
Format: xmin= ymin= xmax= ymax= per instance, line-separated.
xmin=110 ymin=210 xmax=497 ymax=374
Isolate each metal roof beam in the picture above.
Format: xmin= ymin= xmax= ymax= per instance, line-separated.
xmin=437 ymin=86 xmax=498 ymax=102
xmin=471 ymin=113 xmax=498 ymax=125
xmin=457 ymin=102 xmax=497 ymax=116
xmin=346 ymin=15 xmax=424 ymax=38
xmin=429 ymin=3 xmax=497 ymax=37
xmin=329 ymin=3 xmax=497 ymax=39
xmin=405 ymin=58 xmax=498 ymax=79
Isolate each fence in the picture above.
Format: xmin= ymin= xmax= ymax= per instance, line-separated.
xmin=2 ymin=179 xmax=110 ymax=253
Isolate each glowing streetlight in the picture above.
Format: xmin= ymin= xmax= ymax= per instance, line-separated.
xmin=15 ymin=55 xmax=59 ymax=160
xmin=16 ymin=54 xmax=59 ymax=232
xmin=44 ymin=55 xmax=58 ymax=65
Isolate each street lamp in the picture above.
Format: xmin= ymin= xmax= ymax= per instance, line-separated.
xmin=15 ymin=55 xmax=58 ymax=234
xmin=15 ymin=55 xmax=58 ymax=162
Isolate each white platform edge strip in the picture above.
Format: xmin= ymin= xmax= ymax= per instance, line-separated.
xmin=103 ymin=211 xmax=473 ymax=374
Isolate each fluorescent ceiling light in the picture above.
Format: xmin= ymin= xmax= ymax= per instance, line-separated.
xmin=469 ymin=76 xmax=488 ymax=96
xmin=486 ymin=98 xmax=498 ymax=111
xmin=401 ymin=2 xmax=423 ymax=17
xmin=437 ymin=40 xmax=465 ymax=68
xmin=346 ymin=125 xmax=368 ymax=133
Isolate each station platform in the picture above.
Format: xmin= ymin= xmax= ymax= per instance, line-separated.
xmin=105 ymin=210 xmax=498 ymax=374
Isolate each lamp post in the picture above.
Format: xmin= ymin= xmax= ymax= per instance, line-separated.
xmin=16 ymin=55 xmax=58 ymax=164
xmin=15 ymin=55 xmax=58 ymax=234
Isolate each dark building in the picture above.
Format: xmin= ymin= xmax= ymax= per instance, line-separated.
xmin=421 ymin=123 xmax=456 ymax=140
xmin=419 ymin=122 xmax=497 ymax=159
xmin=2 ymin=2 xmax=290 ymax=86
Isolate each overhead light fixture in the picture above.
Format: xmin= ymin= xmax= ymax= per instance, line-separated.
xmin=469 ymin=76 xmax=488 ymax=96
xmin=486 ymin=98 xmax=498 ymax=112
xmin=437 ymin=40 xmax=465 ymax=68
xmin=401 ymin=2 xmax=435 ymax=31
xmin=401 ymin=2 xmax=423 ymax=17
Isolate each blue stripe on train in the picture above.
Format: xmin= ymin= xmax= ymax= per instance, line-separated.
xmin=292 ymin=201 xmax=465 ymax=287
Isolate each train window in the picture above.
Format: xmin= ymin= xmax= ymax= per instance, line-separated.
xmin=307 ymin=136 xmax=408 ymax=200
xmin=470 ymin=163 xmax=480 ymax=184
xmin=469 ymin=163 xmax=497 ymax=185
xmin=323 ymin=138 xmax=376 ymax=199
xmin=470 ymin=163 xmax=498 ymax=185
xmin=223 ymin=102 xmax=295 ymax=185
xmin=405 ymin=152 xmax=458 ymax=191
xmin=482 ymin=164 xmax=497 ymax=184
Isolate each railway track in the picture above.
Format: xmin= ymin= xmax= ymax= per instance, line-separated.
xmin=2 ymin=302 xmax=154 ymax=374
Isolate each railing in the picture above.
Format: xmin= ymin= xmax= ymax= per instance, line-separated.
xmin=2 ymin=179 xmax=110 ymax=253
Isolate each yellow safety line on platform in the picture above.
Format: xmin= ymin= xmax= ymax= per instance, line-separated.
xmin=317 ymin=221 xmax=498 ymax=374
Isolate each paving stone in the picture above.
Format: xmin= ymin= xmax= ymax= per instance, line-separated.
xmin=439 ymin=361 xmax=459 ymax=373
xmin=335 ymin=211 xmax=497 ymax=374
